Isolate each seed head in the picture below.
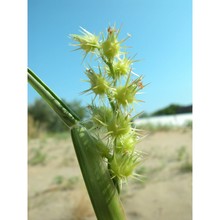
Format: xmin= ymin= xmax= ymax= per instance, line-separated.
xmin=95 ymin=138 xmax=111 ymax=159
xmin=84 ymin=68 xmax=110 ymax=95
xmin=71 ymin=26 xmax=144 ymax=189
xmin=101 ymin=29 xmax=120 ymax=61
xmin=116 ymin=133 xmax=138 ymax=154
xmin=114 ymin=85 xmax=136 ymax=106
xmin=113 ymin=58 xmax=132 ymax=78
xmin=110 ymin=153 xmax=140 ymax=179
xmin=114 ymin=77 xmax=143 ymax=106
xmin=70 ymin=27 xmax=100 ymax=56
xmin=91 ymin=105 xmax=113 ymax=127
xmin=107 ymin=113 xmax=131 ymax=138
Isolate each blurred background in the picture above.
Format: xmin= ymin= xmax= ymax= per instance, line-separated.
xmin=28 ymin=100 xmax=192 ymax=220
xmin=28 ymin=0 xmax=192 ymax=219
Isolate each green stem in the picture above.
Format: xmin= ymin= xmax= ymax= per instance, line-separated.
xmin=28 ymin=68 xmax=80 ymax=128
xmin=107 ymin=95 xmax=116 ymax=112
xmin=102 ymin=58 xmax=122 ymax=193
xmin=71 ymin=126 xmax=126 ymax=220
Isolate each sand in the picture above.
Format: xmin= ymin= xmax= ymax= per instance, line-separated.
xmin=28 ymin=129 xmax=192 ymax=220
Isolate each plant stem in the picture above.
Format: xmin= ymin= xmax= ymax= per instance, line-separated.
xmin=71 ymin=126 xmax=126 ymax=220
xmin=28 ymin=68 xmax=79 ymax=128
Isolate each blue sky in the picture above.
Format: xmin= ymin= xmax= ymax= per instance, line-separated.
xmin=28 ymin=0 xmax=192 ymax=113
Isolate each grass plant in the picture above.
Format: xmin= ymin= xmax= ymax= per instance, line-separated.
xmin=28 ymin=147 xmax=47 ymax=166
xmin=177 ymin=146 xmax=192 ymax=173
xmin=28 ymin=25 xmax=144 ymax=219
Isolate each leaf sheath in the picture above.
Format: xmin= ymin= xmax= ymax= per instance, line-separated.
xmin=28 ymin=68 xmax=79 ymax=128
xmin=71 ymin=126 xmax=126 ymax=220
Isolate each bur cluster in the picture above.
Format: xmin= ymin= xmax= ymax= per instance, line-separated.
xmin=70 ymin=26 xmax=145 ymax=190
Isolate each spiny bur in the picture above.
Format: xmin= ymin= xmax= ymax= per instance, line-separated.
xmin=71 ymin=25 xmax=145 ymax=191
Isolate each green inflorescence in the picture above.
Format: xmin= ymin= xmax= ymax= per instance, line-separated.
xmin=70 ymin=25 xmax=145 ymax=191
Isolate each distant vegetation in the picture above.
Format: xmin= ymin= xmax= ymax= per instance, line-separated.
xmin=152 ymin=104 xmax=192 ymax=116
xmin=28 ymin=99 xmax=88 ymax=137
xmin=139 ymin=104 xmax=192 ymax=118
xmin=28 ymin=101 xmax=192 ymax=137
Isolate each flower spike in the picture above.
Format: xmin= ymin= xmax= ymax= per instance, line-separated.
xmin=71 ymin=25 xmax=145 ymax=189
